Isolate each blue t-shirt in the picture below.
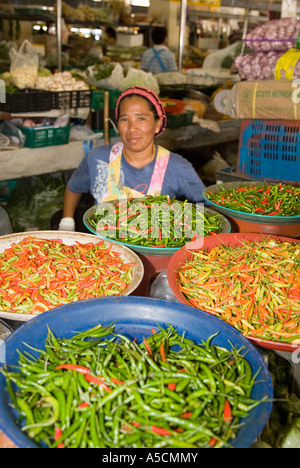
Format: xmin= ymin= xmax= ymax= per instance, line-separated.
xmin=67 ymin=144 xmax=205 ymax=204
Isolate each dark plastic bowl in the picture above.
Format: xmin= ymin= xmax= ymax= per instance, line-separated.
xmin=0 ymin=296 xmax=273 ymax=448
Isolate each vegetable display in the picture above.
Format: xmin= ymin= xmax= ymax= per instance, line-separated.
xmin=88 ymin=195 xmax=225 ymax=249
xmin=205 ymin=183 xmax=300 ymax=217
xmin=35 ymin=71 xmax=89 ymax=92
xmin=0 ymin=237 xmax=136 ymax=315
xmin=234 ymin=50 xmax=300 ymax=81
xmin=1 ymin=323 xmax=267 ymax=448
xmin=178 ymin=238 xmax=300 ymax=344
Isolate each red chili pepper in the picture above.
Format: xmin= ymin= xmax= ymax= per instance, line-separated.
xmin=78 ymin=402 xmax=90 ymax=408
xmin=168 ymin=382 xmax=177 ymax=391
xmin=85 ymin=374 xmax=112 ymax=393
xmin=289 ymin=286 xmax=300 ymax=299
xmin=56 ymin=364 xmax=90 ymax=375
xmin=160 ymin=341 xmax=167 ymax=362
xmin=275 ymin=200 xmax=283 ymax=211
xmin=150 ymin=425 xmax=172 ymax=436
xmin=143 ymin=337 xmax=153 ymax=357
xmin=110 ymin=377 xmax=125 ymax=385
xmin=180 ymin=412 xmax=193 ymax=419
xmin=54 ymin=427 xmax=63 ymax=440
xmin=54 ymin=428 xmax=64 ymax=448
xmin=209 ymin=437 xmax=217 ymax=447
xmin=224 ymin=400 xmax=232 ymax=423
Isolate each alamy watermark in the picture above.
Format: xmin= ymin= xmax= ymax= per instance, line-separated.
xmin=93 ymin=200 xmax=207 ymax=244
xmin=0 ymin=341 xmax=6 ymax=364
xmin=291 ymin=79 xmax=300 ymax=104
xmin=0 ymin=79 xmax=5 ymax=104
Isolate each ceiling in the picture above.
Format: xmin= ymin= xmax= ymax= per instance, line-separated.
xmin=0 ymin=0 xmax=288 ymax=8
xmin=1 ymin=0 xmax=298 ymax=16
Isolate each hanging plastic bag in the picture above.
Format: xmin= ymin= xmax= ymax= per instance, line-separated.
xmin=9 ymin=40 xmax=38 ymax=89
xmin=149 ymin=270 xmax=180 ymax=303
xmin=69 ymin=124 xmax=104 ymax=141
xmin=85 ymin=62 xmax=124 ymax=90
xmin=119 ymin=67 xmax=160 ymax=95
xmin=0 ymin=121 xmax=25 ymax=148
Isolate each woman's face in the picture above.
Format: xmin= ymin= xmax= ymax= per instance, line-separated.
xmin=117 ymin=95 xmax=161 ymax=154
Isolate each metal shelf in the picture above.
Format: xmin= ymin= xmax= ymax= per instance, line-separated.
xmin=0 ymin=11 xmax=55 ymax=23
xmin=188 ymin=10 xmax=269 ymax=23
xmin=220 ymin=0 xmax=284 ymax=12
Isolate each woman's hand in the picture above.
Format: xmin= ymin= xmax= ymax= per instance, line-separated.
xmin=58 ymin=217 xmax=76 ymax=231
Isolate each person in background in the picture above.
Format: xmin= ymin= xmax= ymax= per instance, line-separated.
xmin=101 ymin=26 xmax=117 ymax=55
xmin=104 ymin=26 xmax=116 ymax=45
xmin=58 ymin=86 xmax=205 ymax=232
xmin=141 ymin=27 xmax=177 ymax=74
xmin=0 ymin=206 xmax=12 ymax=236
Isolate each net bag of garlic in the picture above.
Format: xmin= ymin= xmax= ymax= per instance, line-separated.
xmin=244 ymin=17 xmax=300 ymax=53
xmin=234 ymin=50 xmax=300 ymax=80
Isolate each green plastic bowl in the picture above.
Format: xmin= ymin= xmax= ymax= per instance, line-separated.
xmin=83 ymin=201 xmax=231 ymax=256
xmin=203 ymin=181 xmax=300 ymax=225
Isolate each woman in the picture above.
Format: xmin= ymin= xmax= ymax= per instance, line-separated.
xmin=58 ymin=86 xmax=205 ymax=231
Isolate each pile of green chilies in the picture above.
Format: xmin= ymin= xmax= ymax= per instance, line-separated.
xmin=1 ymin=323 xmax=266 ymax=448
xmin=205 ymin=183 xmax=300 ymax=217
xmin=88 ymin=195 xmax=224 ymax=248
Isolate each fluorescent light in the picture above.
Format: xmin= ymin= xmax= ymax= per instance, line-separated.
xmin=131 ymin=0 xmax=150 ymax=6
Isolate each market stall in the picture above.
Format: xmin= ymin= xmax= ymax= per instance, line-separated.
xmin=0 ymin=2 xmax=299 ymax=451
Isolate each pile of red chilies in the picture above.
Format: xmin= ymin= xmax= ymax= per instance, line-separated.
xmin=178 ymin=238 xmax=300 ymax=344
xmin=0 ymin=237 xmax=136 ymax=315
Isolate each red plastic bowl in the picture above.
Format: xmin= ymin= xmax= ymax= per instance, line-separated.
xmin=161 ymin=99 xmax=187 ymax=114
xmin=167 ymin=232 xmax=300 ymax=353
xmin=225 ymin=216 xmax=300 ymax=238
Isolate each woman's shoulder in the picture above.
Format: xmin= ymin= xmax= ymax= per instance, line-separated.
xmin=87 ymin=143 xmax=114 ymax=162
xmin=162 ymin=148 xmax=192 ymax=168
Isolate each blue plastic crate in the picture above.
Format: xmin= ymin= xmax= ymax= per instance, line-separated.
xmin=237 ymin=120 xmax=300 ymax=184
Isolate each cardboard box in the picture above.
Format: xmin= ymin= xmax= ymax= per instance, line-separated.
xmin=116 ymin=33 xmax=144 ymax=48
xmin=198 ymin=38 xmax=219 ymax=50
xmin=232 ymin=79 xmax=300 ymax=120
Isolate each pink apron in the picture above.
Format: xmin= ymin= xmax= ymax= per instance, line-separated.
xmin=101 ymin=142 xmax=170 ymax=202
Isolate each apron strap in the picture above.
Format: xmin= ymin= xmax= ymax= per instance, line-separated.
xmin=102 ymin=144 xmax=170 ymax=202
xmin=83 ymin=140 xmax=94 ymax=156
xmin=147 ymin=146 xmax=170 ymax=195
xmin=147 ymin=48 xmax=167 ymax=73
